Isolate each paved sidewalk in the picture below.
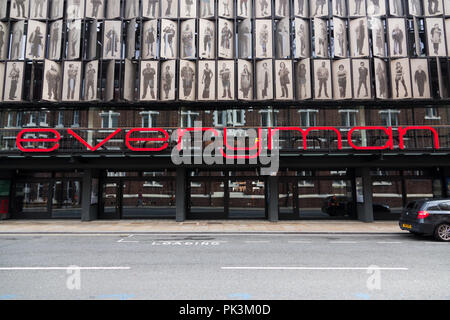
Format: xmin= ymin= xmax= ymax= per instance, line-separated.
xmin=0 ymin=220 xmax=403 ymax=233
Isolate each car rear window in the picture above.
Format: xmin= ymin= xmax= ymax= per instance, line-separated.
xmin=439 ymin=202 xmax=450 ymax=211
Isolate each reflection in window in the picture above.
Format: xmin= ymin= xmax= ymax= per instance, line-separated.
xmin=259 ymin=108 xmax=278 ymax=127
xmin=100 ymin=110 xmax=120 ymax=128
xmin=299 ymin=109 xmax=318 ymax=127
xmin=140 ymin=111 xmax=159 ymax=127
xmin=339 ymin=109 xmax=358 ymax=127
xmin=379 ymin=109 xmax=400 ymax=126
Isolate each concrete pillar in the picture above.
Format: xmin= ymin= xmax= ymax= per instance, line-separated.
xmin=356 ymin=167 xmax=374 ymax=222
xmin=81 ymin=169 xmax=98 ymax=221
xmin=267 ymin=176 xmax=279 ymax=222
xmin=176 ymin=168 xmax=187 ymax=222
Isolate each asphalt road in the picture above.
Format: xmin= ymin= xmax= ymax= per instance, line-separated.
xmin=0 ymin=232 xmax=448 ymax=300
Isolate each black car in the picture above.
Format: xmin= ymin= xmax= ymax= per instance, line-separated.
xmin=399 ymin=199 xmax=450 ymax=241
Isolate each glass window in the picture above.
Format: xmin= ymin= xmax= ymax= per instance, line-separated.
xmin=339 ymin=110 xmax=358 ymax=127
xmin=379 ymin=110 xmax=400 ymax=126
xmin=299 ymin=110 xmax=318 ymax=127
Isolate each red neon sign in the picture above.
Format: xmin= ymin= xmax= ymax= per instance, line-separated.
xmin=15 ymin=126 xmax=440 ymax=153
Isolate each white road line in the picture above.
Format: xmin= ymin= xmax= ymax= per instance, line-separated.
xmin=0 ymin=267 xmax=131 ymax=270
xmin=377 ymin=241 xmax=402 ymax=244
xmin=329 ymin=241 xmax=358 ymax=244
xmin=117 ymin=234 xmax=139 ymax=243
xmin=221 ymin=267 xmax=408 ymax=270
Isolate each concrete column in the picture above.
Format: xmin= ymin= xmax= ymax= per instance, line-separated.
xmin=357 ymin=167 xmax=374 ymax=222
xmin=81 ymin=169 xmax=97 ymax=221
xmin=267 ymin=176 xmax=279 ymax=222
xmin=176 ymin=168 xmax=187 ymax=222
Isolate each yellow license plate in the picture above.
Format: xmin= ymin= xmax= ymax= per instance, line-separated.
xmin=402 ymin=224 xmax=412 ymax=229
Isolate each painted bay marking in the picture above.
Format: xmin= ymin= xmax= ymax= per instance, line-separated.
xmin=117 ymin=235 xmax=139 ymax=243
xmin=221 ymin=267 xmax=408 ymax=271
xmin=0 ymin=267 xmax=131 ymax=270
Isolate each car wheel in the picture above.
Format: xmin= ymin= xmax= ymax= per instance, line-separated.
xmin=434 ymin=223 xmax=450 ymax=242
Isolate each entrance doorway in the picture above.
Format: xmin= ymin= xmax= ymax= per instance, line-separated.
xmin=187 ymin=170 xmax=267 ymax=219
xmin=99 ymin=172 xmax=176 ymax=219
xmin=278 ymin=170 xmax=355 ymax=220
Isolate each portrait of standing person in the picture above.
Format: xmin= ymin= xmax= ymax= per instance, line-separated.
xmin=353 ymin=60 xmax=370 ymax=98
xmin=336 ymin=64 xmax=347 ymax=98
xmin=31 ymin=0 xmax=48 ymax=18
xmin=294 ymin=18 xmax=310 ymax=58
xmin=161 ymin=21 xmax=177 ymax=58
xmin=49 ymin=21 xmax=62 ymax=60
xmin=219 ymin=19 xmax=233 ymax=58
xmin=374 ymin=59 xmax=387 ymax=99
xmin=126 ymin=0 xmax=138 ymax=18
xmin=276 ymin=0 xmax=289 ymax=17
xmin=88 ymin=0 xmax=104 ymax=18
xmin=388 ymin=19 xmax=407 ymax=57
xmin=409 ymin=0 xmax=422 ymax=15
xmin=11 ymin=0 xmax=28 ymax=19
xmin=67 ymin=0 xmax=85 ymax=19
xmin=411 ymin=59 xmax=430 ymax=98
xmin=333 ymin=18 xmax=347 ymax=57
xmin=201 ymin=23 xmax=214 ymax=58
xmin=64 ymin=62 xmax=80 ymax=101
xmin=257 ymin=0 xmax=270 ymax=17
xmin=6 ymin=62 xmax=24 ymax=101
xmin=199 ymin=61 xmax=215 ymax=100
xmin=104 ymin=21 xmax=121 ymax=59
xmin=350 ymin=0 xmax=365 ymax=16
xmin=181 ymin=0 xmax=194 ymax=17
xmin=44 ymin=62 xmax=61 ymax=101
xmin=276 ymin=19 xmax=290 ymax=58
xmin=239 ymin=0 xmax=249 ymax=17
xmin=426 ymin=19 xmax=445 ymax=56
xmin=143 ymin=21 xmax=156 ymax=58
xmin=10 ymin=22 xmax=24 ymax=60
xmin=391 ymin=59 xmax=411 ymax=99
xmin=200 ymin=0 xmax=213 ymax=17
xmin=181 ymin=21 xmax=195 ymax=58
xmin=238 ymin=20 xmax=252 ymax=58
xmin=256 ymin=20 xmax=272 ymax=58
xmin=219 ymin=0 xmax=232 ymax=17
xmin=297 ymin=60 xmax=311 ymax=99
xmin=218 ymin=61 xmax=233 ymax=100
xmin=425 ymin=0 xmax=442 ymax=16
xmin=84 ymin=62 xmax=97 ymax=100
xmin=27 ymin=21 xmax=46 ymax=60
xmin=295 ymin=0 xmax=306 ymax=16
xmin=349 ymin=18 xmax=369 ymax=58
xmin=372 ymin=18 xmax=385 ymax=57
xmin=51 ymin=0 xmax=64 ymax=19
xmin=276 ymin=61 xmax=292 ymax=99
xmin=180 ymin=61 xmax=195 ymax=100
xmin=67 ymin=20 xmax=81 ymax=59
xmin=141 ymin=62 xmax=157 ymax=100
xmin=144 ymin=0 xmax=159 ymax=18
xmin=257 ymin=60 xmax=272 ymax=100
xmin=389 ymin=0 xmax=403 ymax=16
xmin=0 ymin=23 xmax=7 ymax=60
xmin=313 ymin=0 xmax=327 ymax=16
xmin=314 ymin=18 xmax=328 ymax=58
xmin=314 ymin=60 xmax=331 ymax=99
xmin=332 ymin=59 xmax=351 ymax=99
xmin=334 ymin=0 xmax=346 ymax=16
xmin=238 ymin=61 xmax=252 ymax=100
xmin=161 ymin=61 xmax=175 ymax=100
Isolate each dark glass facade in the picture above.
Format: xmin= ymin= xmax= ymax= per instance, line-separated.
xmin=0 ymin=0 xmax=448 ymax=221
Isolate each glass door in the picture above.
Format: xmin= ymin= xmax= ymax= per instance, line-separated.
xmin=100 ymin=181 xmax=121 ymax=219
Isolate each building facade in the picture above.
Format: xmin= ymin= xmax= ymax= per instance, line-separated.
xmin=0 ymin=0 xmax=449 ymax=221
